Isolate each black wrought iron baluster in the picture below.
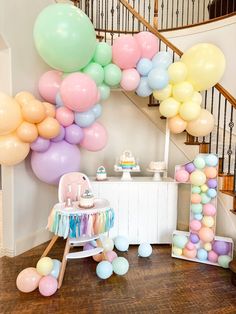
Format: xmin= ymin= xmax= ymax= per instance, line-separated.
xmin=100 ymin=0 xmax=104 ymax=32
xmin=105 ymin=0 xmax=107 ymax=42
xmin=209 ymin=86 xmax=215 ymax=153
xmin=117 ymin=0 xmax=121 ymax=34
xmin=226 ymin=0 xmax=229 ymax=14
xmin=122 ymin=1 xmax=125 ymax=32
xmin=197 ymin=0 xmax=200 ymax=22
xmin=111 ymin=0 xmax=114 ymax=45
xmin=91 ymin=0 xmax=94 ymax=24
xmin=202 ymin=90 xmax=208 ymax=144
xmin=203 ymin=0 xmax=206 ymax=21
xmin=161 ymin=1 xmax=164 ymax=29
xmin=216 ymin=92 xmax=221 ymax=155
xmin=98 ymin=0 xmax=101 ymax=35
xmin=132 ymin=0 xmax=135 ymax=34
xmin=222 ymin=99 xmax=228 ymax=173
xmin=181 ymin=0 xmax=184 ymax=27
xmin=148 ymin=0 xmax=151 ymax=24
xmin=220 ymin=0 xmax=223 ymax=16
xmin=186 ymin=0 xmax=190 ymax=25
xmin=171 ymin=0 xmax=174 ymax=28
xmin=143 ymin=1 xmax=146 ymax=30
xmin=166 ymin=0 xmax=169 ymax=29
xmin=227 ymin=106 xmax=234 ymax=174
xmin=192 ymin=0 xmax=195 ymax=24
xmin=138 ymin=0 xmax=141 ymax=31
xmin=176 ymin=0 xmax=180 ymax=28
xmin=125 ymin=7 xmax=128 ymax=34
xmin=214 ymin=0 xmax=217 ymax=17
xmin=85 ymin=0 xmax=89 ymax=16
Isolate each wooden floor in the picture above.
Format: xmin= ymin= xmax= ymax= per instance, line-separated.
xmin=0 ymin=239 xmax=236 ymax=314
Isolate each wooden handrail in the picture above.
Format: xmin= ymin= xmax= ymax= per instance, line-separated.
xmin=119 ymin=0 xmax=236 ymax=110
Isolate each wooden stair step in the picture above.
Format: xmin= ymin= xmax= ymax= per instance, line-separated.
xmin=220 ymin=190 xmax=236 ymax=197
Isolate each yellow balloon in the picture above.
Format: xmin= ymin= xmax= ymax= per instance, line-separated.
xmin=16 ymin=122 xmax=38 ymax=143
xmin=191 ymin=91 xmax=202 ymax=105
xmin=190 ymin=170 xmax=206 ymax=186
xmin=15 ymin=91 xmax=35 ymax=107
xmin=172 ymin=81 xmax=194 ymax=102
xmin=179 ymin=101 xmax=201 ymax=121
xmin=172 ymin=246 xmax=182 ymax=256
xmin=202 ymin=216 xmax=215 ymax=228
xmin=186 ymin=109 xmax=214 ymax=137
xmin=0 ymin=133 xmax=30 ymax=165
xmin=168 ymin=62 xmax=188 ymax=84
xmin=204 ymin=243 xmax=212 ymax=251
xmin=201 ymin=184 xmax=208 ymax=193
xmin=153 ymin=84 xmax=172 ymax=101
xmin=181 ymin=43 xmax=226 ymax=91
xmin=0 ymin=92 xmax=22 ymax=136
xmin=168 ymin=115 xmax=187 ymax=134
xmin=36 ymin=257 xmax=53 ymax=276
xmin=37 ymin=117 xmax=60 ymax=139
xmin=159 ymin=97 xmax=180 ymax=118
xmin=21 ymin=99 xmax=46 ymax=124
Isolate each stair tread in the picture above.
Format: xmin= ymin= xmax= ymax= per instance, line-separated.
xmin=220 ymin=190 xmax=236 ymax=197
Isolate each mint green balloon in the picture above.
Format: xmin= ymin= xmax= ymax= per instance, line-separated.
xmin=200 ymin=192 xmax=211 ymax=204
xmin=173 ymin=235 xmax=188 ymax=249
xmin=193 ymin=156 xmax=206 ymax=169
xmin=218 ymin=255 xmax=232 ymax=268
xmin=192 ymin=186 xmax=201 ymax=194
xmin=104 ymin=64 xmax=122 ymax=87
xmin=98 ymin=83 xmax=110 ymax=101
xmin=93 ymin=42 xmax=112 ymax=66
xmin=83 ymin=62 xmax=104 ymax=85
xmin=191 ymin=203 xmax=203 ymax=214
xmin=112 ymin=257 xmax=129 ymax=275
xmin=34 ymin=4 xmax=96 ymax=72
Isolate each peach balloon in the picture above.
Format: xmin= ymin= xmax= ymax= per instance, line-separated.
xmin=186 ymin=109 xmax=214 ymax=137
xmin=16 ymin=267 xmax=42 ymax=293
xmin=15 ymin=91 xmax=35 ymax=107
xmin=16 ymin=122 xmax=38 ymax=143
xmin=21 ymin=99 xmax=46 ymax=123
xmin=43 ymin=102 xmax=56 ymax=118
xmin=0 ymin=133 xmax=30 ymax=165
xmin=37 ymin=117 xmax=60 ymax=139
xmin=191 ymin=193 xmax=201 ymax=204
xmin=0 ymin=92 xmax=22 ymax=135
xmin=93 ymin=253 xmax=103 ymax=262
xmin=183 ymin=248 xmax=197 ymax=259
xmin=56 ymin=107 xmax=74 ymax=127
xmin=190 ymin=219 xmax=201 ymax=232
xmin=199 ymin=227 xmax=214 ymax=242
xmin=204 ymin=167 xmax=217 ymax=179
xmin=168 ymin=115 xmax=187 ymax=134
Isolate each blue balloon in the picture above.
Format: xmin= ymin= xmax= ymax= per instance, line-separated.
xmin=96 ymin=261 xmax=113 ymax=279
xmin=205 ymin=154 xmax=218 ymax=167
xmin=197 ymin=248 xmax=208 ymax=261
xmin=74 ymin=110 xmax=95 ymax=128
xmin=147 ymin=68 xmax=169 ymax=90
xmin=138 ymin=243 xmax=152 ymax=257
xmin=152 ymin=51 xmax=173 ymax=69
xmin=92 ymin=103 xmax=102 ymax=119
xmin=136 ymin=58 xmax=153 ymax=76
xmin=55 ymin=92 xmax=64 ymax=108
xmin=136 ymin=77 xmax=153 ymax=97
xmin=207 ymin=188 xmax=217 ymax=198
xmin=98 ymin=83 xmax=110 ymax=101
xmin=194 ymin=214 xmax=203 ymax=221
xmin=114 ymin=236 xmax=129 ymax=252
xmin=50 ymin=259 xmax=61 ymax=279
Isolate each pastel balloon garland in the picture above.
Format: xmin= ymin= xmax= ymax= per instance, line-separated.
xmin=0 ymin=3 xmax=226 ymax=185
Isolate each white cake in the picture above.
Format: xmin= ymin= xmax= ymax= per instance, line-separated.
xmin=96 ymin=166 xmax=107 ymax=181
xmin=79 ymin=190 xmax=94 ymax=209
xmin=115 ymin=150 xmax=140 ymax=171
xmin=149 ymin=161 xmax=166 ymax=171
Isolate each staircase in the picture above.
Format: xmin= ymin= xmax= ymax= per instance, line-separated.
xmin=73 ymin=0 xmax=236 ymax=212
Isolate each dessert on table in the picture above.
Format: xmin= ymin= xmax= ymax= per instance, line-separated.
xmin=96 ymin=166 xmax=107 ymax=181
xmin=148 ymin=161 xmax=166 ymax=171
xmin=114 ymin=150 xmax=140 ymax=171
xmin=79 ymin=189 xmax=95 ymax=209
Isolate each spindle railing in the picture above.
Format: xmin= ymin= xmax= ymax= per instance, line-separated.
xmin=74 ymin=0 xmax=236 ymax=198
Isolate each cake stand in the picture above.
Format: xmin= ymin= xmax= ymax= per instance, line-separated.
xmin=147 ymin=168 xmax=167 ymax=181
xmin=114 ymin=165 xmax=140 ymax=181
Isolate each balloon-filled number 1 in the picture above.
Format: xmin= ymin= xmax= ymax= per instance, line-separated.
xmin=172 ymin=153 xmax=233 ymax=268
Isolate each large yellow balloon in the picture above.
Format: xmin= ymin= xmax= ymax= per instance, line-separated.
xmin=168 ymin=62 xmax=188 ymax=84
xmin=21 ymin=99 xmax=46 ymax=123
xmin=37 ymin=117 xmax=60 ymax=139
xmin=0 ymin=92 xmax=22 ymax=136
xmin=159 ymin=97 xmax=180 ymax=118
xmin=0 ymin=133 xmax=30 ymax=165
xmin=179 ymin=101 xmax=201 ymax=121
xmin=16 ymin=122 xmax=38 ymax=143
xmin=191 ymin=91 xmax=202 ymax=105
xmin=168 ymin=115 xmax=187 ymax=134
xmin=172 ymin=81 xmax=194 ymax=102
xmin=15 ymin=91 xmax=35 ymax=107
xmin=181 ymin=43 xmax=226 ymax=91
xmin=186 ymin=109 xmax=214 ymax=137
xmin=153 ymin=84 xmax=172 ymax=101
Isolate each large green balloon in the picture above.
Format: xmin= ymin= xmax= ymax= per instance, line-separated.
xmin=104 ymin=64 xmax=122 ymax=87
xmin=83 ymin=62 xmax=104 ymax=85
xmin=34 ymin=4 xmax=96 ymax=72
xmin=93 ymin=42 xmax=112 ymax=66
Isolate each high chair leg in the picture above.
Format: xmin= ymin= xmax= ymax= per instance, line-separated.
xmin=58 ymin=237 xmax=71 ymax=289
xmin=41 ymin=235 xmax=59 ymax=258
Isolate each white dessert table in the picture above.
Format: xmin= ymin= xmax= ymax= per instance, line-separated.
xmin=91 ymin=177 xmax=178 ymax=244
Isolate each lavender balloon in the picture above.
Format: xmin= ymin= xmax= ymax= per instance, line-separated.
xmin=207 ymin=178 xmax=217 ymax=189
xmin=83 ymin=243 xmax=95 ymax=251
xmin=31 ymin=141 xmax=80 ymax=185
xmin=212 ymin=241 xmax=231 ymax=255
xmin=189 ymin=233 xmax=200 ymax=244
xmin=65 ymin=124 xmax=84 ymax=144
xmin=30 ymin=136 xmax=51 ymax=152
xmin=185 ymin=162 xmax=195 ymax=173
xmin=51 ymin=125 xmax=65 ymax=143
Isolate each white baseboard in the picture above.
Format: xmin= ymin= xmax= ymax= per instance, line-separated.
xmin=0 ymin=246 xmax=15 ymax=257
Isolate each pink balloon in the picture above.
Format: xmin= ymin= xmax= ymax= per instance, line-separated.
xmin=105 ymin=251 xmax=118 ymax=263
xmin=16 ymin=267 xmax=42 ymax=293
xmin=60 ymin=73 xmax=98 ymax=112
xmin=135 ymin=31 xmax=159 ymax=59
xmin=120 ymin=69 xmax=140 ymax=91
xmin=112 ymin=35 xmax=141 ymax=69
xmin=56 ymin=107 xmax=74 ymax=127
xmin=208 ymin=250 xmax=218 ymax=263
xmin=39 ymin=275 xmax=58 ymax=297
xmin=80 ymin=122 xmax=108 ymax=152
xmin=38 ymin=70 xmax=63 ymax=104
xmin=175 ymin=169 xmax=189 ymax=183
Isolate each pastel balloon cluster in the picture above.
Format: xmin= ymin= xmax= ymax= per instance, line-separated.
xmin=16 ymin=257 xmax=61 ymax=296
xmin=173 ymin=153 xmax=233 ymax=268
xmin=153 ymin=44 xmax=225 ymax=137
